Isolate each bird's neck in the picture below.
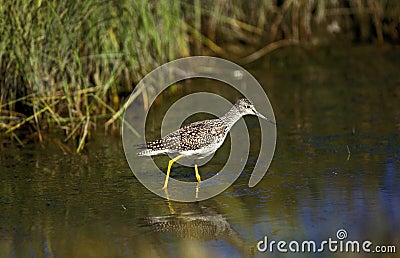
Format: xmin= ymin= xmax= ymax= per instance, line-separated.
xmin=220 ymin=106 xmax=243 ymax=129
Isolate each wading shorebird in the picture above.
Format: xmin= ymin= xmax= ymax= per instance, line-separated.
xmin=137 ymin=98 xmax=274 ymax=189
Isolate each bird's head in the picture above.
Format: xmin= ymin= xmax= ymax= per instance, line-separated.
xmin=235 ymin=98 xmax=275 ymax=124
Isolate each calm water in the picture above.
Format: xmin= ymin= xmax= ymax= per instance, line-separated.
xmin=1 ymin=46 xmax=400 ymax=257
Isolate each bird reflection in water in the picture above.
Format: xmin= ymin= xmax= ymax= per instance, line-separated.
xmin=143 ymin=203 xmax=256 ymax=257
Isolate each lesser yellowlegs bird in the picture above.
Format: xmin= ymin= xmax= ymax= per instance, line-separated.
xmin=137 ymin=98 xmax=274 ymax=189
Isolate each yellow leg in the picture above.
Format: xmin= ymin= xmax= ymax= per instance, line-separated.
xmin=162 ymin=155 xmax=184 ymax=189
xmin=195 ymin=164 xmax=201 ymax=183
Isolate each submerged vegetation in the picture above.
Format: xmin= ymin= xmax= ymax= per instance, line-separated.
xmin=1 ymin=0 xmax=399 ymax=151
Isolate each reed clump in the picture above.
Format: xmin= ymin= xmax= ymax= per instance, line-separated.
xmin=1 ymin=0 xmax=399 ymax=151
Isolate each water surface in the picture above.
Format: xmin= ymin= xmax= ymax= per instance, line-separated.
xmin=1 ymin=46 xmax=399 ymax=257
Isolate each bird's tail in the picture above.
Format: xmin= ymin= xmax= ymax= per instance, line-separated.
xmin=136 ymin=139 xmax=169 ymax=156
xmin=136 ymin=143 xmax=152 ymax=156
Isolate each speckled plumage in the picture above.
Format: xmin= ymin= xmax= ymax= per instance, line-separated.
xmin=137 ymin=98 xmax=268 ymax=159
xmin=137 ymin=119 xmax=228 ymax=158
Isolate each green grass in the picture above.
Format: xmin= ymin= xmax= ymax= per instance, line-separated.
xmin=1 ymin=0 xmax=399 ymax=151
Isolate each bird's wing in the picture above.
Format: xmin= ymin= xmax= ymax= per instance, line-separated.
xmin=163 ymin=119 xmax=228 ymax=151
